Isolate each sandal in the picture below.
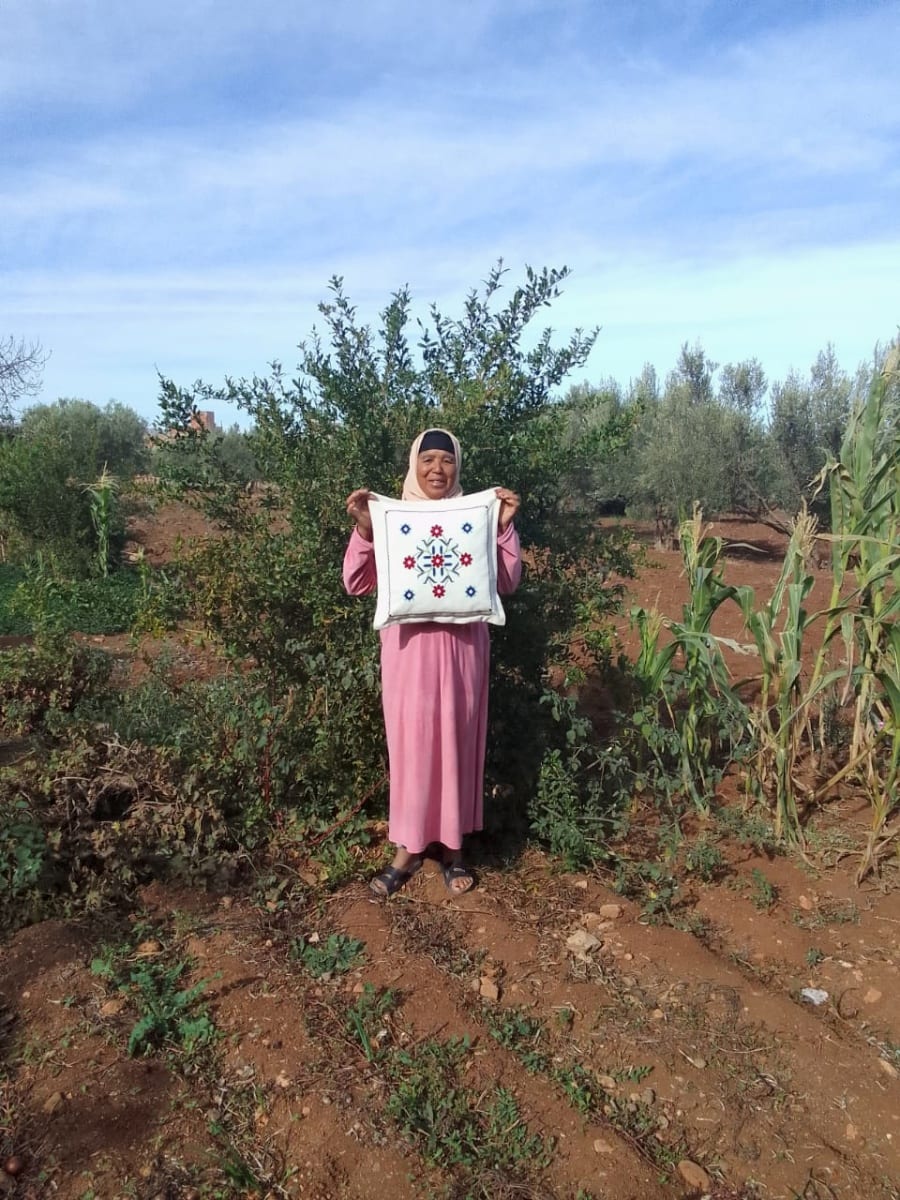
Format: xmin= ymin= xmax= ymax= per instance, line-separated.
xmin=441 ymin=862 xmax=476 ymax=895
xmin=368 ymin=858 xmax=422 ymax=899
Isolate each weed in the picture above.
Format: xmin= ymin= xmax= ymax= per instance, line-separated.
xmin=748 ymin=868 xmax=778 ymax=910
xmin=91 ymin=935 xmax=217 ymax=1062
xmin=346 ymin=983 xmax=396 ymax=1062
xmin=614 ymin=859 xmax=680 ymax=922
xmin=714 ymin=805 xmax=778 ymax=855
xmin=487 ymin=1008 xmax=549 ymax=1074
xmin=289 ymin=932 xmax=365 ymax=978
xmin=792 ymin=897 xmax=859 ymax=930
xmin=805 ymin=947 xmax=825 ymax=967
xmin=683 ymin=836 xmax=726 ymax=882
xmin=385 ymin=1037 xmax=552 ymax=1174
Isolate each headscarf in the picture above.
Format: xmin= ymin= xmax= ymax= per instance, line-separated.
xmin=401 ymin=428 xmax=463 ymax=501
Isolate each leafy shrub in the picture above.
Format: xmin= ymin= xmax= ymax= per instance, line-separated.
xmin=0 ymin=733 xmax=239 ymax=930
xmin=0 ymin=796 xmax=47 ymax=913
xmin=0 ymin=565 xmax=28 ymax=635
xmin=0 ymin=629 xmax=113 ymax=735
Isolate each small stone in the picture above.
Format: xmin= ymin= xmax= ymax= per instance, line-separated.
xmin=797 ymin=895 xmax=814 ymax=911
xmin=598 ymin=1074 xmax=617 ymax=1091
xmin=863 ymin=988 xmax=882 ymax=1005
xmin=566 ymin=929 xmax=602 ymax=955
xmin=480 ymin=977 xmax=500 ymax=1002
xmin=641 ymin=1088 xmax=656 ymax=1106
xmin=301 ymin=1105 xmax=311 ymax=1117
xmin=275 ymin=1071 xmax=291 ymax=1089
xmin=100 ymin=997 xmax=125 ymax=1017
xmin=43 ymin=1091 xmax=64 ymax=1114
xmin=134 ymin=940 xmax=161 ymax=957
xmin=3 ymin=1157 xmax=24 ymax=1178
xmin=593 ymin=1138 xmax=614 ymax=1154
xmin=573 ymin=879 xmax=589 ymax=890
xmin=878 ymin=1059 xmax=898 ymax=1079
xmin=651 ymin=1008 xmax=665 ymax=1020
xmin=353 ymin=981 xmax=365 ymax=994
xmin=846 ymin=1123 xmax=858 ymax=1141
xmin=219 ymin=895 xmax=233 ymax=909
xmin=622 ymin=952 xmax=633 ymax=961
xmin=677 ymin=1159 xmax=711 ymax=1191
xmin=597 ymin=903 xmax=623 ymax=919
xmin=139 ymin=1164 xmax=153 ymax=1179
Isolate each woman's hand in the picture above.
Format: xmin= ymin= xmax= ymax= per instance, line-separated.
xmin=346 ymin=488 xmax=374 ymax=541
xmin=495 ymin=487 xmax=520 ymax=532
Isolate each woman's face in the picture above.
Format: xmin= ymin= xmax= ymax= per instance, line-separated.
xmin=416 ymin=448 xmax=458 ymax=499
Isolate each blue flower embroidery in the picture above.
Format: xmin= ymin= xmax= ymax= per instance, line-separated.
xmin=404 ymin=589 xmax=415 ymax=601
xmin=400 ymin=523 xmax=411 ymax=535
xmin=466 ymin=585 xmax=476 ymax=597
xmin=461 ymin=521 xmax=473 ymax=534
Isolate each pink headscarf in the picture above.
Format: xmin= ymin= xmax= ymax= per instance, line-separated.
xmin=401 ymin=428 xmax=463 ymax=501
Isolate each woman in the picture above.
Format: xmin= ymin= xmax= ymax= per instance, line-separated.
xmin=343 ymin=428 xmax=522 ymax=897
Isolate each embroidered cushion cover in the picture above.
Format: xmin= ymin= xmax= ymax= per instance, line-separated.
xmin=369 ymin=489 xmax=505 ymax=629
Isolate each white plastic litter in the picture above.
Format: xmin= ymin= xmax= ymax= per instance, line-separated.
xmin=800 ymin=987 xmax=829 ymax=1006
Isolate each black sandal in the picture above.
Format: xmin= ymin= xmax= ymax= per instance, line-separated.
xmin=441 ymin=862 xmax=476 ymax=895
xmin=368 ymin=859 xmax=422 ymax=899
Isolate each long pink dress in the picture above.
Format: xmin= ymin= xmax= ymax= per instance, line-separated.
xmin=343 ymin=522 xmax=522 ymax=853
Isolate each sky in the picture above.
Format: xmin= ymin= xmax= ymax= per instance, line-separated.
xmin=2 ymin=0 xmax=899 ymax=427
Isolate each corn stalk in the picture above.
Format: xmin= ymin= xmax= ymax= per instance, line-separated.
xmin=809 ymin=347 xmax=900 ymax=878
xmin=631 ymin=506 xmax=750 ymax=814
xmin=84 ymin=465 xmax=118 ymax=578
xmin=734 ymin=508 xmax=846 ymax=842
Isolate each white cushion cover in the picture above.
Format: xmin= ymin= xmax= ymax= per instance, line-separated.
xmin=369 ymin=489 xmax=505 ymax=629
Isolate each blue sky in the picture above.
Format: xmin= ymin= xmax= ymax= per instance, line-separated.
xmin=2 ymin=0 xmax=898 ymax=426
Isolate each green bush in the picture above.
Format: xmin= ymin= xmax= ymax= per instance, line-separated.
xmin=0 ymin=629 xmax=113 ymax=735
xmin=155 ymin=265 xmax=638 ymax=847
xmin=2 ymin=565 xmax=143 ymax=636
xmin=0 ymin=732 xmax=239 ymax=931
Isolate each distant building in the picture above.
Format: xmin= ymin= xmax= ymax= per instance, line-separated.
xmin=189 ymin=411 xmax=217 ymax=433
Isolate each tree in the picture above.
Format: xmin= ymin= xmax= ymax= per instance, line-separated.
xmin=624 ymin=350 xmax=777 ymax=539
xmin=719 ymin=358 xmax=767 ymax=416
xmin=20 ymin=399 xmax=149 ymax=478
xmin=769 ymin=345 xmax=854 ymax=516
xmin=0 ymin=336 xmax=47 ymax=420
xmin=0 ymin=399 xmax=148 ymax=573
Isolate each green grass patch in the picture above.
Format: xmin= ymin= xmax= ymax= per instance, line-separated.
xmin=0 ymin=565 xmax=143 ymax=635
xmin=0 ymin=565 xmax=28 ymax=634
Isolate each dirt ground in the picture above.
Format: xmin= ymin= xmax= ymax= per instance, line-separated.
xmin=1 ymin=506 xmax=898 ymax=1199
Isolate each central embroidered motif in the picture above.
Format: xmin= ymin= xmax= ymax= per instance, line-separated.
xmin=407 ymin=526 xmax=473 ymax=598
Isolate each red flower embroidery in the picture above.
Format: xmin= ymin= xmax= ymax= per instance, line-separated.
xmin=433 ymin=584 xmax=445 ymax=598
xmin=459 ymin=552 xmax=472 ymax=566
xmin=431 ymin=553 xmax=444 ymax=568
xmin=403 ymin=555 xmax=415 ymax=569
xmin=430 ymin=524 xmax=443 ymax=537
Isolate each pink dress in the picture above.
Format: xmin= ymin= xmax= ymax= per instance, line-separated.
xmin=343 ymin=523 xmax=522 ymax=853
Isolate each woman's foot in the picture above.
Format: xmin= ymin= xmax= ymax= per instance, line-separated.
xmin=368 ymin=850 xmax=422 ymax=898
xmin=441 ymin=853 xmax=476 ymax=896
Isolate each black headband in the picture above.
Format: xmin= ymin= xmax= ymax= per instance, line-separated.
xmin=418 ymin=430 xmax=455 ymax=455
